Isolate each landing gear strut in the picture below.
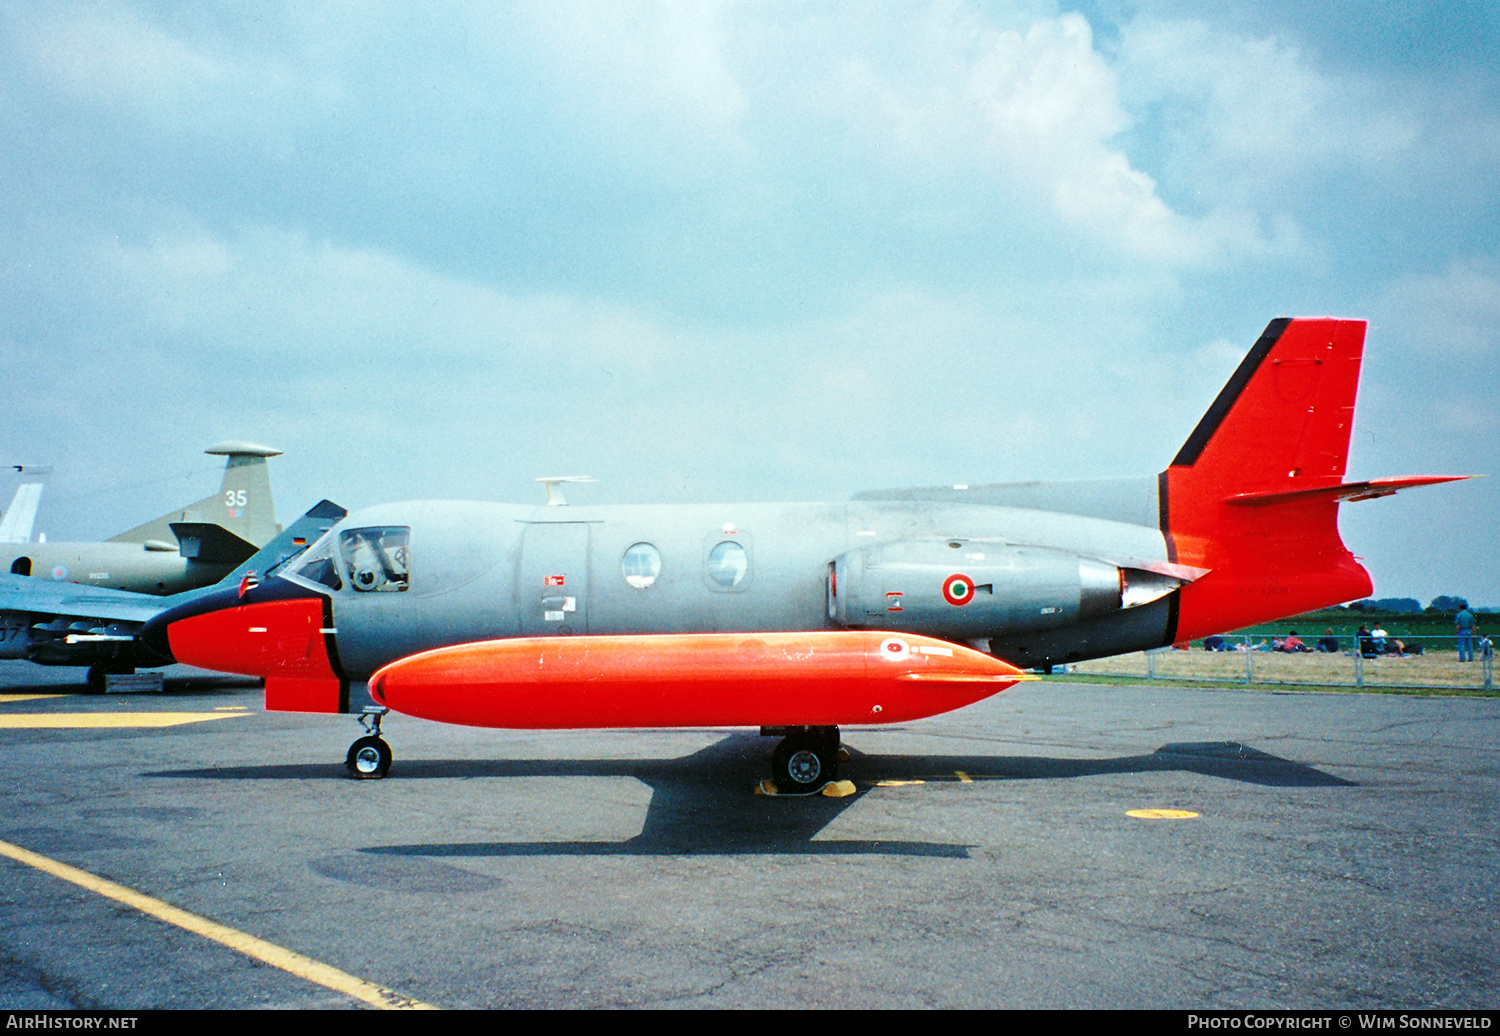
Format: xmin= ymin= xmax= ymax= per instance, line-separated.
xmin=764 ymin=725 xmax=841 ymax=793
xmin=346 ymin=706 xmax=392 ymax=779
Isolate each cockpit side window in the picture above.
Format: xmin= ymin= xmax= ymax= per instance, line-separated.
xmin=339 ymin=527 xmax=410 ymax=592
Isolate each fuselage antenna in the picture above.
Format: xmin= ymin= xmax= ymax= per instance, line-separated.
xmin=535 ymin=476 xmax=597 ymax=506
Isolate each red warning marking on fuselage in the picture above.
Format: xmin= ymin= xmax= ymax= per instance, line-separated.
xmin=942 ymin=574 xmax=974 ymax=606
xmin=544 ymin=575 xmax=565 ymax=587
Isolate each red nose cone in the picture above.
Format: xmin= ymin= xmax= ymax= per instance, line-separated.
xmin=371 ymin=630 xmax=1030 ymax=730
xmin=167 ymin=597 xmax=344 ymax=713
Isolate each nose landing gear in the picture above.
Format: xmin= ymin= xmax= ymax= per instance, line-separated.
xmin=346 ymin=706 xmax=392 ymax=779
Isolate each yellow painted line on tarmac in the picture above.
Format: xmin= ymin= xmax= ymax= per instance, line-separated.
xmin=0 ymin=838 xmax=436 ymax=1010
xmin=0 ymin=694 xmax=69 ymax=704
xmin=1127 ymin=808 xmax=1200 ymax=819
xmin=0 ymin=712 xmax=248 ymax=729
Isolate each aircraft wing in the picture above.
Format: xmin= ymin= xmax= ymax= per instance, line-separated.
xmin=0 ymin=575 xmax=167 ymax=624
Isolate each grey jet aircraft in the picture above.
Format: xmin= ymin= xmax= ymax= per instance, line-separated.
xmin=145 ymin=318 xmax=1466 ymax=791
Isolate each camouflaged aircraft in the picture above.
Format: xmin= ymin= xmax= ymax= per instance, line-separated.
xmin=0 ymin=442 xmax=290 ymax=690
xmin=0 ymin=442 xmax=283 ymax=595
xmin=145 ymin=319 xmax=1465 ymax=791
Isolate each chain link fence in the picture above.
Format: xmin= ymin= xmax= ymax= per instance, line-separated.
xmin=1068 ymin=634 xmax=1494 ymax=691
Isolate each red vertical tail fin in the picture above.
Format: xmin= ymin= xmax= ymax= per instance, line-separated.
xmin=1164 ymin=318 xmax=1374 ymax=640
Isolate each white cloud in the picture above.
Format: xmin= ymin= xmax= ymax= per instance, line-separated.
xmin=25 ymin=6 xmax=228 ymax=109
xmin=1376 ymin=260 xmax=1500 ymax=361
xmin=1114 ymin=17 xmax=1422 ymax=200
xmin=94 ymin=223 xmax=691 ymax=381
xmin=28 ymin=218 xmax=1192 ymax=502
xmin=786 ymin=10 xmax=1296 ymax=266
xmin=966 ymin=16 xmax=1198 ymax=257
xmin=15 ymin=4 xmax=329 ymax=136
xmin=494 ymin=0 xmax=750 ymax=169
xmin=6 ymin=3 xmax=1350 ymax=286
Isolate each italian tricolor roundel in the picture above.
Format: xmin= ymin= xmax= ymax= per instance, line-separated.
xmin=941 ymin=573 xmax=974 ymax=606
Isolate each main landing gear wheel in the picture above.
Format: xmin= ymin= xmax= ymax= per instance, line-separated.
xmin=346 ymin=736 xmax=392 ymax=779
xmin=771 ymin=728 xmax=840 ymax=793
xmin=346 ymin=705 xmax=393 ymax=779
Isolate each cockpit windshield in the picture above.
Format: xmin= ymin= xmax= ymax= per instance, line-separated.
xmin=283 ymin=525 xmax=410 ymax=593
xmin=286 ymin=532 xmax=343 ymax=590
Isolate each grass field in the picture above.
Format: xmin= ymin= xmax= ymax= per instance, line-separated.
xmin=1065 ymin=609 xmax=1496 ymax=694
xmin=1069 ymin=647 xmax=1494 ymax=693
xmin=1237 ymin=607 xmax=1491 ymax=640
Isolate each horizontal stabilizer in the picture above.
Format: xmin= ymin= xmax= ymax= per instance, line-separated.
xmin=169 ymin=523 xmax=259 ymax=565
xmin=1226 ymin=475 xmax=1472 ymax=508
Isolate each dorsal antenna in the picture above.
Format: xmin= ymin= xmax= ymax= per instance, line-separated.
xmin=534 ymin=476 xmax=597 ymax=506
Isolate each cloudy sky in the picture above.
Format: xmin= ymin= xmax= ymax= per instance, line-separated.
xmin=2 ymin=0 xmax=1496 ymax=606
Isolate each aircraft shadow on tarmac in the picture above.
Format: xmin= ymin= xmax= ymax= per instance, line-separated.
xmin=1 ymin=675 xmax=262 ymax=697
xmin=152 ymin=734 xmax=1353 ymax=859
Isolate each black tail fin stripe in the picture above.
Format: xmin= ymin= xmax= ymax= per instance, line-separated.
xmin=1170 ymin=318 xmax=1291 ymax=468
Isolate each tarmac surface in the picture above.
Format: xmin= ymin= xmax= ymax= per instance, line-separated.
xmin=0 ymin=660 xmax=1495 ymax=1010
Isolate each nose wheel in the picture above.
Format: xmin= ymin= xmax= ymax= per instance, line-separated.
xmin=767 ymin=726 xmax=841 ymax=794
xmin=346 ymin=706 xmax=393 ymax=779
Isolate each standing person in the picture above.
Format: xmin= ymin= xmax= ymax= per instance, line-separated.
xmin=1456 ymin=606 xmax=1476 ymax=662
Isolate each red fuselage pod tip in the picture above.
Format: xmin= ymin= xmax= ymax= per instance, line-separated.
xmin=368 ymin=631 xmax=1033 ymax=730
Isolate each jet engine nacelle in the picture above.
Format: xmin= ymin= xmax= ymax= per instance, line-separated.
xmin=828 ymin=541 xmax=1179 ymax=639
